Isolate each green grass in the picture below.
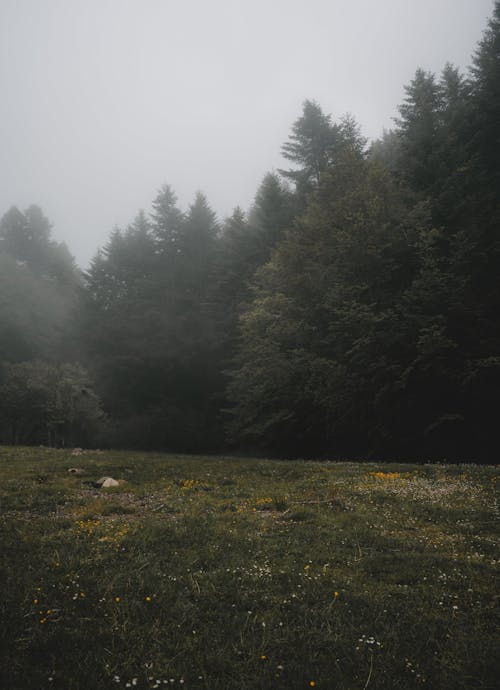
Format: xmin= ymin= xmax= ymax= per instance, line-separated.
xmin=0 ymin=447 xmax=498 ymax=689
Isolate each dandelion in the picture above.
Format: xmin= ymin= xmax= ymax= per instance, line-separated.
xmin=145 ymin=596 xmax=152 ymax=602
xmin=334 ymin=591 xmax=339 ymax=597
xmin=115 ymin=596 xmax=121 ymax=603
xmin=261 ymin=655 xmax=267 ymax=660
xmin=33 ymin=598 xmax=39 ymax=604
xmin=310 ymin=682 xmax=316 ymax=687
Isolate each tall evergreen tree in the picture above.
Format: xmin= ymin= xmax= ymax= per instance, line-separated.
xmin=396 ymin=69 xmax=443 ymax=197
xmin=247 ymin=172 xmax=296 ymax=262
xmin=151 ymin=184 xmax=184 ymax=252
xmin=279 ymin=100 xmax=341 ymax=204
xmin=228 ymin=155 xmax=429 ymax=456
xmin=469 ymin=0 xmax=500 ymax=188
xmin=83 ymin=188 xmax=224 ymax=452
xmin=0 ymin=206 xmax=80 ymax=363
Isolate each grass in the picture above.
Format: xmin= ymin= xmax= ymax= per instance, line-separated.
xmin=0 ymin=446 xmax=498 ymax=689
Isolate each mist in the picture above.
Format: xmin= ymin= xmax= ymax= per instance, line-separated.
xmin=0 ymin=0 xmax=493 ymax=266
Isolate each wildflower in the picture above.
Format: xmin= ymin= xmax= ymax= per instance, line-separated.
xmin=33 ymin=598 xmax=39 ymax=604
xmin=261 ymin=655 xmax=267 ymax=660
xmin=115 ymin=596 xmax=121 ymax=603
xmin=145 ymin=596 xmax=152 ymax=602
xmin=310 ymin=682 xmax=316 ymax=687
xmin=334 ymin=591 xmax=339 ymax=597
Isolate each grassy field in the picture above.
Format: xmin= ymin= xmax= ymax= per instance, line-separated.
xmin=0 ymin=447 xmax=498 ymax=690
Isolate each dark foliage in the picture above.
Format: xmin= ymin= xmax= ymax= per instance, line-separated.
xmin=1 ymin=2 xmax=499 ymax=460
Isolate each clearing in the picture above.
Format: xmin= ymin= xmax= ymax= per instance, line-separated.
xmin=0 ymin=447 xmax=498 ymax=689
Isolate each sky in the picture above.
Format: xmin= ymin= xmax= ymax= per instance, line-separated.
xmin=0 ymin=0 xmax=494 ymax=267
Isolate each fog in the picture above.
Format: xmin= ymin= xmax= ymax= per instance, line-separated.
xmin=0 ymin=0 xmax=493 ymax=267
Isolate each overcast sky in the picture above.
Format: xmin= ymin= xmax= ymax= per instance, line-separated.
xmin=0 ymin=0 xmax=494 ymax=267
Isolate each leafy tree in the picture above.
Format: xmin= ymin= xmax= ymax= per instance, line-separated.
xmin=0 ymin=206 xmax=80 ymax=363
xmin=0 ymin=360 xmax=107 ymax=447
xmin=369 ymin=129 xmax=401 ymax=173
xmin=0 ymin=205 xmax=76 ymax=281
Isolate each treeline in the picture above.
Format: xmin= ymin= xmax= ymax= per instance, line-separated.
xmin=1 ymin=3 xmax=499 ymax=461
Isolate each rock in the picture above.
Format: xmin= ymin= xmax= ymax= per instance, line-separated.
xmin=67 ymin=467 xmax=83 ymax=474
xmin=96 ymin=476 xmax=120 ymax=488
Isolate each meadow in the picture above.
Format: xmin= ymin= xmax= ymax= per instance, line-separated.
xmin=0 ymin=447 xmax=498 ymax=689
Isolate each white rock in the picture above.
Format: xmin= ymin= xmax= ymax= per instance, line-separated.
xmin=97 ymin=476 xmax=119 ymax=488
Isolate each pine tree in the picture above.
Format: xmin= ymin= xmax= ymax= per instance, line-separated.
xmin=0 ymin=206 xmax=80 ymax=362
xmin=469 ymin=0 xmax=500 ymax=186
xmin=228 ymin=156 xmax=428 ymax=456
xmin=248 ymin=172 xmax=295 ymax=261
xmin=396 ymin=69 xmax=442 ymax=196
xmin=151 ymin=184 xmax=184 ymax=251
xmin=279 ymin=100 xmax=339 ymax=202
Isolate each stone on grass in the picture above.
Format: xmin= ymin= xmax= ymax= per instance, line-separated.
xmin=96 ymin=476 xmax=120 ymax=488
xmin=67 ymin=467 xmax=83 ymax=474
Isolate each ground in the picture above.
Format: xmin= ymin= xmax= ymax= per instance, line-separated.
xmin=0 ymin=447 xmax=498 ymax=689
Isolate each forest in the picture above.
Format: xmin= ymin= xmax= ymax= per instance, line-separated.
xmin=1 ymin=2 xmax=499 ymax=462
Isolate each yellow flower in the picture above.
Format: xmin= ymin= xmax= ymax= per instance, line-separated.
xmin=33 ymin=598 xmax=39 ymax=605
xmin=310 ymin=682 xmax=316 ymax=687
xmin=261 ymin=655 xmax=267 ymax=660
xmin=115 ymin=596 xmax=121 ymax=603
xmin=334 ymin=591 xmax=339 ymax=598
xmin=145 ymin=596 xmax=152 ymax=602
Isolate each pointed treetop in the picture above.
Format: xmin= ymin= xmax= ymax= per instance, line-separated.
xmin=280 ymin=99 xmax=337 ymax=188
